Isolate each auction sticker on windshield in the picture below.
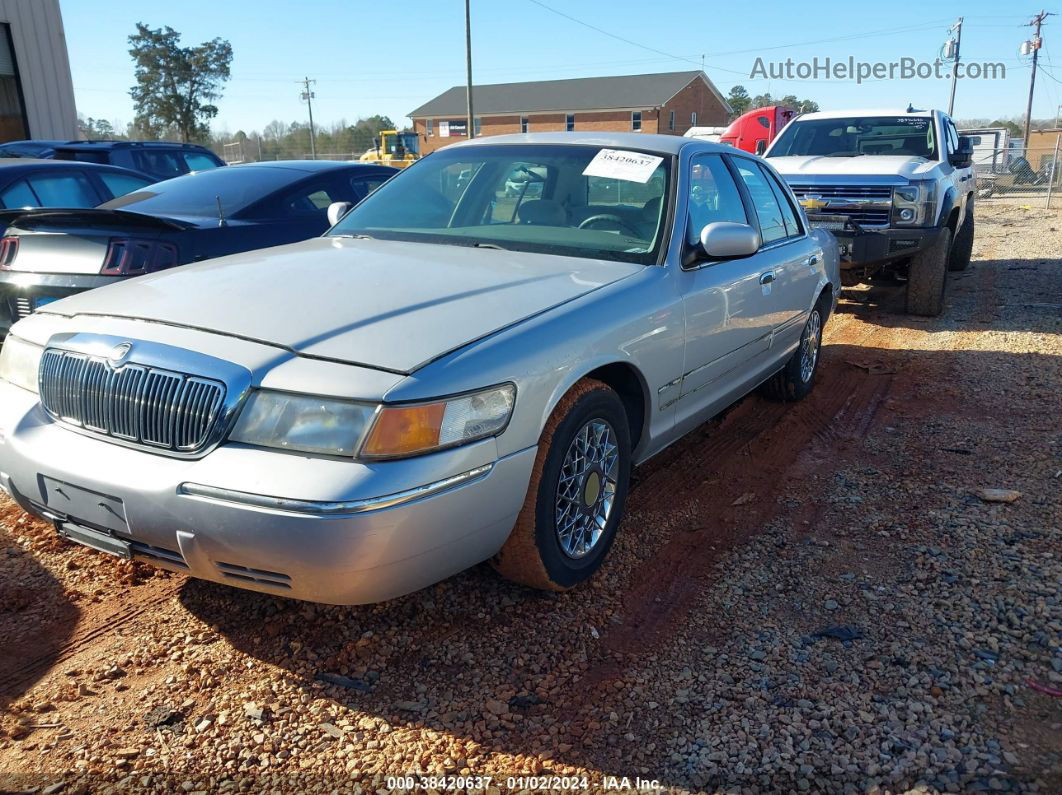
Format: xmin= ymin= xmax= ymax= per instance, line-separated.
xmin=583 ymin=149 xmax=663 ymax=184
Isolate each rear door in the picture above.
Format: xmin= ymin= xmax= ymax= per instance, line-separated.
xmin=675 ymin=153 xmax=775 ymax=422
xmin=729 ymin=155 xmax=819 ymax=353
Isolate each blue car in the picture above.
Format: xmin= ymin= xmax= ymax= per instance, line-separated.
xmin=0 ymin=161 xmax=398 ymax=335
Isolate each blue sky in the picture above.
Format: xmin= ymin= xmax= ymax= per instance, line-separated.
xmin=61 ymin=0 xmax=1062 ymax=134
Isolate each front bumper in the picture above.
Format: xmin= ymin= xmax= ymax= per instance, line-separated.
xmin=0 ymin=271 xmax=122 ymax=337
xmin=0 ymin=380 xmax=536 ymax=604
xmin=808 ymin=220 xmax=942 ymax=271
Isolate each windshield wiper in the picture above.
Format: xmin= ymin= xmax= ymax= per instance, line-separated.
xmin=472 ymin=242 xmax=508 ymax=250
xmin=331 ymin=233 xmax=375 ymax=240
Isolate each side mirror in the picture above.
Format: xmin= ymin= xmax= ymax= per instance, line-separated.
xmin=327 ymin=201 xmax=354 ymax=226
xmin=951 ymin=136 xmax=974 ymax=169
xmin=755 ymin=140 xmax=768 ymax=156
xmin=699 ymin=222 xmax=761 ymax=259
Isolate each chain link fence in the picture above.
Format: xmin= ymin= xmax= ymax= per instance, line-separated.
xmin=973 ymin=140 xmax=1062 ymax=208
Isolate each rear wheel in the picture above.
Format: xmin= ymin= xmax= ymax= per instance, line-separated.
xmin=948 ymin=209 xmax=975 ymax=272
xmin=906 ymin=227 xmax=951 ymax=316
xmin=759 ymin=298 xmax=825 ymax=402
xmin=492 ymin=379 xmax=631 ymax=591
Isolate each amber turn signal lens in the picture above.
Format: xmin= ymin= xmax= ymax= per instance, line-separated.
xmin=362 ymin=402 xmax=446 ymax=457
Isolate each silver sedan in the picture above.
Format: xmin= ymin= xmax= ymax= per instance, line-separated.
xmin=0 ymin=133 xmax=839 ymax=604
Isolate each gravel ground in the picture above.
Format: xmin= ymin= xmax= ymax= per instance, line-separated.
xmin=0 ymin=203 xmax=1059 ymax=794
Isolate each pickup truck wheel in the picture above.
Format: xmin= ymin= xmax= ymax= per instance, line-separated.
xmin=906 ymin=227 xmax=951 ymax=317
xmin=759 ymin=300 xmax=825 ymax=402
xmin=492 ymin=379 xmax=631 ymax=591
xmin=948 ymin=211 xmax=975 ymax=272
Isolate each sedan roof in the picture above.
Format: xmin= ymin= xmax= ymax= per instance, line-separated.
xmin=452 ymin=131 xmax=729 ymax=156
xmin=228 ymin=160 xmax=397 ymax=173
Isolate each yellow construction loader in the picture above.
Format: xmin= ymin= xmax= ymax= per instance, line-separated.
xmin=359 ymin=130 xmax=420 ymax=168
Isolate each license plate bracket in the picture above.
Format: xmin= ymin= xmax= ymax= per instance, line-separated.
xmin=41 ymin=477 xmax=129 ymax=534
xmin=56 ymin=521 xmax=132 ymax=559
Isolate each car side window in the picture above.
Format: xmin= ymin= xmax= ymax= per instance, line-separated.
xmin=98 ymin=172 xmax=152 ymax=199
xmin=944 ymin=119 xmax=959 ymax=155
xmin=133 ymin=151 xmax=187 ymax=179
xmin=282 ymin=183 xmax=338 ymax=216
xmin=183 ymin=152 xmax=220 ymax=172
xmin=685 ymin=153 xmax=747 ymax=248
xmin=349 ymin=176 xmax=389 ymax=202
xmin=733 ymin=159 xmax=788 ymax=245
xmin=25 ymin=173 xmax=100 ymax=207
xmin=758 ymin=163 xmax=803 ymax=238
xmin=0 ymin=178 xmax=39 ymax=208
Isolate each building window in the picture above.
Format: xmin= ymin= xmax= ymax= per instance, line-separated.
xmin=691 ymin=111 xmax=698 ymax=127
xmin=521 ymin=115 xmax=528 ymax=133
xmin=426 ymin=119 xmax=433 ymax=136
xmin=669 ymin=110 xmax=675 ymax=131
xmin=565 ymin=113 xmax=575 ymax=132
xmin=632 ymin=111 xmax=642 ymax=132
xmin=473 ymin=117 xmax=481 ymax=137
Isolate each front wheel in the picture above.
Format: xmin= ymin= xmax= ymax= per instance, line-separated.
xmin=492 ymin=379 xmax=632 ymax=591
xmin=906 ymin=227 xmax=951 ymax=316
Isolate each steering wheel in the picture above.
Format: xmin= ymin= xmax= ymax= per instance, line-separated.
xmin=578 ymin=214 xmax=640 ymax=236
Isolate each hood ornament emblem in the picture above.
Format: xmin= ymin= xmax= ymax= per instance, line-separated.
xmin=106 ymin=342 xmax=133 ymax=368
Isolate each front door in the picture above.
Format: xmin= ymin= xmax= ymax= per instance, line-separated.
xmin=675 ymin=153 xmax=774 ymax=426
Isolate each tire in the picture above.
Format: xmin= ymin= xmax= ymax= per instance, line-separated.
xmin=759 ymin=297 xmax=826 ymax=402
xmin=906 ymin=227 xmax=951 ymax=317
xmin=492 ymin=378 xmax=632 ymax=591
xmin=948 ymin=209 xmax=975 ymax=272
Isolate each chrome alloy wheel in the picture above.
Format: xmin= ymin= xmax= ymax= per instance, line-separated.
xmin=555 ymin=419 xmax=620 ymax=559
xmin=799 ymin=310 xmax=822 ymax=384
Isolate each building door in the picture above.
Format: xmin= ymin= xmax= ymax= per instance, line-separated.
xmin=0 ymin=25 xmax=28 ymax=142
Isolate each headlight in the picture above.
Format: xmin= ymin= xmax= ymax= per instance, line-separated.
xmin=361 ymin=384 xmax=515 ymax=459
xmin=229 ymin=391 xmax=377 ymax=456
xmin=0 ymin=335 xmax=42 ymax=393
xmin=892 ymin=181 xmax=936 ymax=226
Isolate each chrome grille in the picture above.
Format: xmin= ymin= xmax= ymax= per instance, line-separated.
xmin=13 ymin=297 xmax=32 ymax=320
xmin=39 ymin=348 xmax=225 ymax=453
xmin=790 ymin=184 xmax=893 ymax=228
xmin=790 ymin=185 xmax=893 ymax=199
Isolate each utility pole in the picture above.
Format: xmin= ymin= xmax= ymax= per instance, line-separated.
xmin=1022 ymin=11 xmax=1053 ymax=155
xmin=465 ymin=0 xmax=474 ymax=138
xmin=1054 ymin=103 xmax=1062 ymax=128
xmin=946 ymin=17 xmax=963 ymax=117
xmin=299 ymin=77 xmax=317 ymax=159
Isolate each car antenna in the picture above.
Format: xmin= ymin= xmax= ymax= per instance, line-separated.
xmin=215 ymin=195 xmax=227 ymax=227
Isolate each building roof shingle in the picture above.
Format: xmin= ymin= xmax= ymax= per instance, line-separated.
xmin=409 ymin=70 xmax=729 ymax=118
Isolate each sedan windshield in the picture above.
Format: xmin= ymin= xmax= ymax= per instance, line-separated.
xmin=99 ymin=166 xmax=301 ymax=218
xmin=328 ymin=144 xmax=671 ymax=264
xmin=769 ymin=116 xmax=938 ymax=160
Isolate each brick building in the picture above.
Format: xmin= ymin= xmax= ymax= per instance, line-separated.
xmin=409 ymin=71 xmax=730 ymax=155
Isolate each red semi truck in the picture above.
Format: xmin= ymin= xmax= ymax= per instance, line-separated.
xmin=685 ymin=105 xmax=798 ymax=154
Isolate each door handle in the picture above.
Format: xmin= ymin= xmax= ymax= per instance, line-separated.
xmin=759 ymin=271 xmax=775 ymax=285
xmin=804 ymin=255 xmax=819 ymax=267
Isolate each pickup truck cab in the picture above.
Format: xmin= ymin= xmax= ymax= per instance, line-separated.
xmin=765 ymin=108 xmax=975 ymax=316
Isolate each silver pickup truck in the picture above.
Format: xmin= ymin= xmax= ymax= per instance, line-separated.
xmin=0 ymin=133 xmax=839 ymax=604
xmin=766 ymin=108 xmax=975 ymax=316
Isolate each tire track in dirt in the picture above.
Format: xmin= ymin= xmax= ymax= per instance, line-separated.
xmin=557 ymin=302 xmax=911 ymax=720
xmin=0 ymin=576 xmax=183 ymax=699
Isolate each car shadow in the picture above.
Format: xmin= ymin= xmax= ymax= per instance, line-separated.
xmin=836 ymin=258 xmax=1062 ymax=332
xmin=0 ymin=500 xmax=80 ymax=712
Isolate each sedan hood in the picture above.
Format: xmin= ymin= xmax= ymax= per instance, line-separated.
xmin=767 ymin=154 xmax=939 ymax=181
xmin=40 ymin=237 xmax=642 ymax=373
